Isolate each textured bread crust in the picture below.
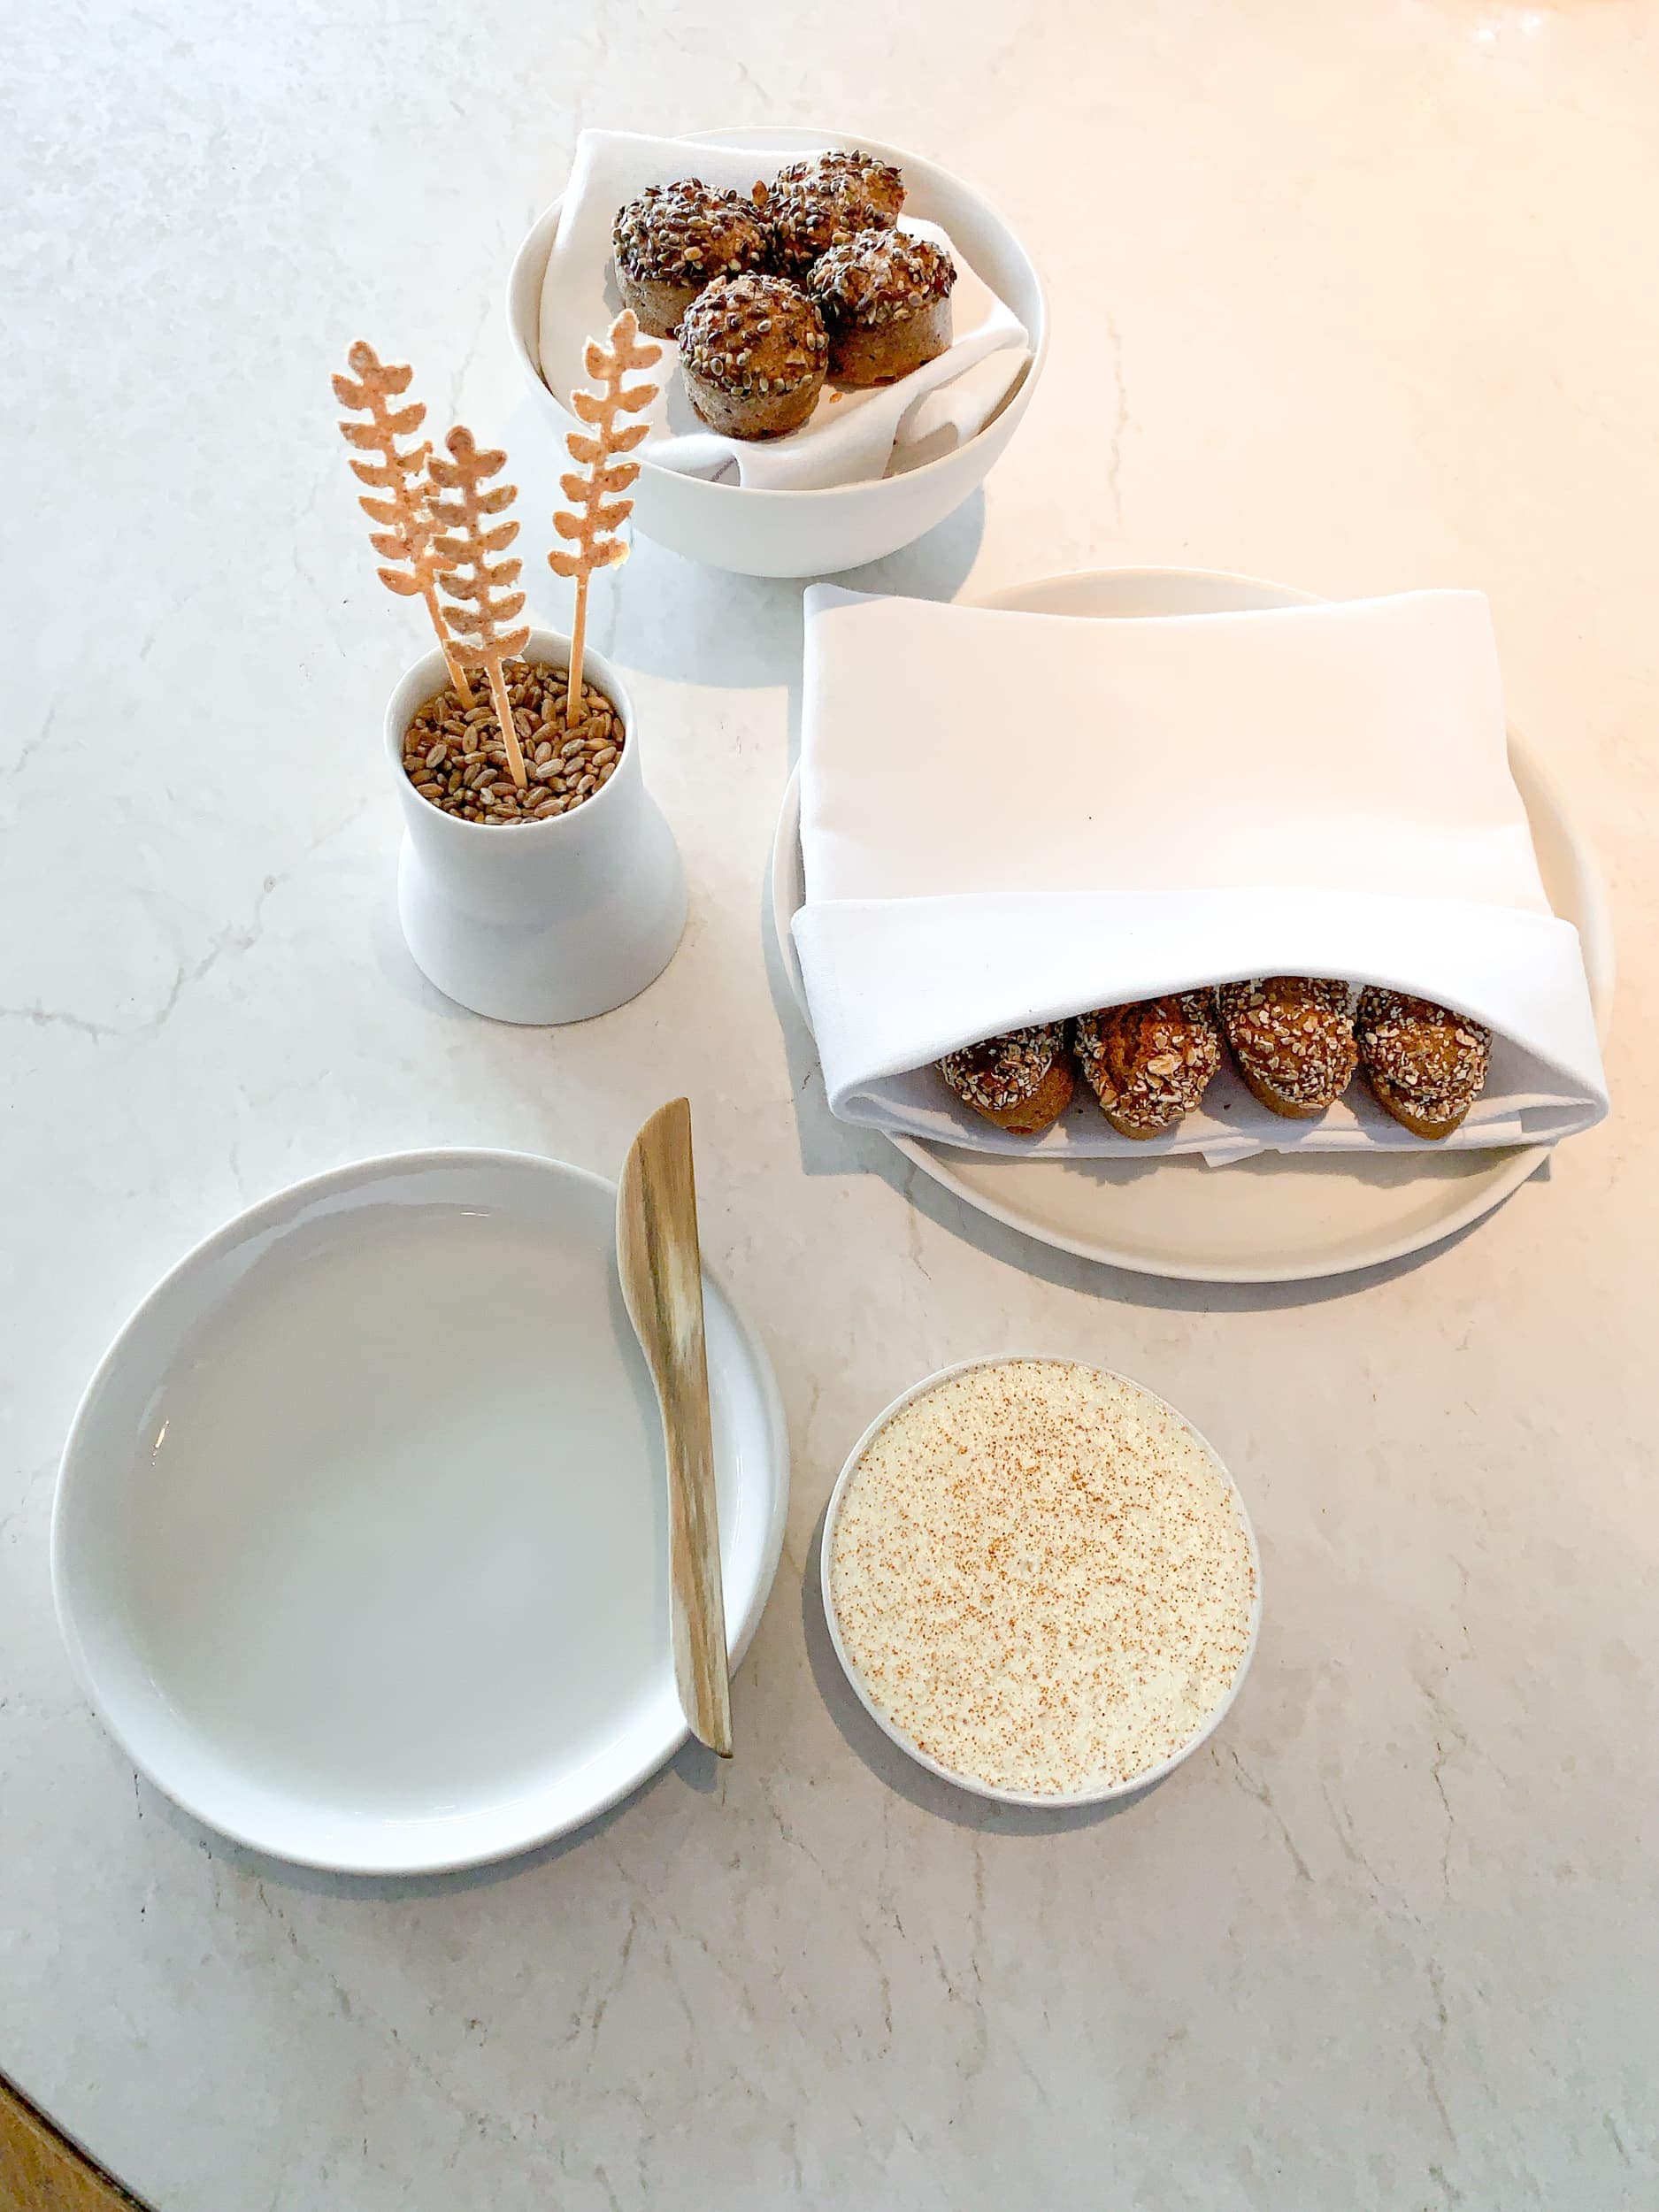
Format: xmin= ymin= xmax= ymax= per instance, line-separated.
xmin=1218 ymin=978 xmax=1357 ymax=1118
xmin=679 ymin=273 xmax=828 ymax=440
xmin=766 ymin=175 xmax=898 ymax=278
xmin=938 ymin=1025 xmax=1074 ymax=1136
xmin=809 ymin=234 xmax=956 ymax=387
xmin=773 ymin=150 xmax=906 ymax=226
xmin=619 ymin=267 xmax=695 ymax=341
xmin=1364 ymin=1071 xmax=1470 ymax=1141
xmin=615 ymin=266 xmax=702 ymax=341
xmin=825 ymin=294 xmax=951 ymax=385
xmin=680 ymin=360 xmax=819 ymax=438
xmin=981 ymin=1056 xmax=1076 ymax=1135
xmin=612 ymin=180 xmax=770 ymax=337
xmin=1074 ymin=995 xmax=1222 ymax=1140
xmin=1356 ymin=989 xmax=1491 ymax=1141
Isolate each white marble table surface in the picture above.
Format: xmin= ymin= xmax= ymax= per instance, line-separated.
xmin=4 ymin=2 xmax=1657 ymax=2205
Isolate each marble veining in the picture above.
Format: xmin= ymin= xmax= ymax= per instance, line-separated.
xmin=3 ymin=0 xmax=1657 ymax=2206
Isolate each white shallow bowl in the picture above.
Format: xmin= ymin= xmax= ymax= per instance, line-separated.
xmin=507 ymin=125 xmax=1048 ymax=578
xmin=821 ymin=1356 xmax=1263 ymax=1809
xmin=772 ymin=565 xmax=1616 ymax=1284
xmin=51 ymin=1151 xmax=788 ymax=1874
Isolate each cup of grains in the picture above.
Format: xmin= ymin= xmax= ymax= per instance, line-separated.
xmin=383 ymin=629 xmax=687 ymax=1025
xmin=822 ymin=1356 xmax=1262 ymax=1806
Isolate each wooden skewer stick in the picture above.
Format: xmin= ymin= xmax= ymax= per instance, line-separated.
xmin=427 ymin=426 xmax=531 ymax=790
xmin=333 ymin=340 xmax=473 ymax=704
xmin=549 ymin=310 xmax=663 ymax=726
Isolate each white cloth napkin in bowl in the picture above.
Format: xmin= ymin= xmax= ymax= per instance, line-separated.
xmin=790 ymin=585 xmax=1609 ymax=1163
xmin=538 ymin=129 xmax=1031 ymax=493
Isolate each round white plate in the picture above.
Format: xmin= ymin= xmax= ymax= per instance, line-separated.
xmin=51 ymin=1151 xmax=788 ymax=1874
xmin=820 ymin=1356 xmax=1262 ymax=1807
xmin=772 ymin=566 xmax=1615 ymax=1283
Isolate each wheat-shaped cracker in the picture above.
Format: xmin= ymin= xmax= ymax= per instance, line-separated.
xmin=333 ymin=340 xmax=473 ymax=704
xmin=549 ymin=310 xmax=663 ymax=722
xmin=427 ymin=426 xmax=531 ymax=790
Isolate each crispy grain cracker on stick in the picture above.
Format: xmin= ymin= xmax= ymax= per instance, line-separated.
xmin=549 ymin=310 xmax=663 ymax=720
xmin=428 ymin=426 xmax=531 ymax=790
xmin=333 ymin=340 xmax=472 ymax=703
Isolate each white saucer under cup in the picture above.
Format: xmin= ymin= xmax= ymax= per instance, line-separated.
xmin=51 ymin=1151 xmax=788 ymax=1875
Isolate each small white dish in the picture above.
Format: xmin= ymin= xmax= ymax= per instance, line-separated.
xmin=506 ymin=126 xmax=1048 ymax=579
xmin=51 ymin=1151 xmax=788 ymax=1874
xmin=772 ymin=565 xmax=1616 ymax=1283
xmin=388 ymin=629 xmax=687 ymax=1025
xmin=820 ymin=1356 xmax=1263 ymax=1809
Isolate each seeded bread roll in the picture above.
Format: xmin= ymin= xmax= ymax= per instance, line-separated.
xmin=808 ymin=232 xmax=957 ymax=386
xmin=612 ymin=180 xmax=771 ymax=337
xmin=1073 ymin=994 xmax=1222 ymax=1141
xmin=938 ymin=1024 xmax=1075 ymax=1136
xmin=765 ymin=163 xmax=899 ymax=280
xmin=1218 ymin=977 xmax=1358 ymax=1119
xmin=1356 ymin=988 xmax=1492 ymax=1140
xmin=772 ymin=149 xmax=905 ymax=226
xmin=678 ymin=273 xmax=828 ymax=439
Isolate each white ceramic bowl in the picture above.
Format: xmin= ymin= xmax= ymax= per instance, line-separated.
xmin=387 ymin=628 xmax=686 ymax=1025
xmin=820 ymin=1356 xmax=1263 ymax=1809
xmin=507 ymin=127 xmax=1048 ymax=578
xmin=51 ymin=1150 xmax=790 ymax=1874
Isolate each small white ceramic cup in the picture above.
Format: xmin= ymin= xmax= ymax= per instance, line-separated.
xmin=821 ymin=1354 xmax=1263 ymax=1809
xmin=386 ymin=630 xmax=687 ymax=1025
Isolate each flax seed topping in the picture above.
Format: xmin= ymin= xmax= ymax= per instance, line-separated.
xmin=938 ymin=1023 xmax=1066 ymax=1117
xmin=611 ymin=180 xmax=770 ymax=286
xmin=766 ymin=175 xmax=898 ymax=278
xmin=773 ymin=148 xmax=905 ymax=223
xmin=808 ymin=230 xmax=956 ymax=327
xmin=829 ymin=1360 xmax=1257 ymax=1796
xmin=679 ymin=273 xmax=829 ymax=396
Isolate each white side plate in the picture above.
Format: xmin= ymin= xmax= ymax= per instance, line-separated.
xmin=772 ymin=567 xmax=1615 ymax=1284
xmin=52 ymin=1151 xmax=788 ymax=1873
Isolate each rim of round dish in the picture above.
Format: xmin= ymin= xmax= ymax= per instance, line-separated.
xmin=50 ymin=1147 xmax=791 ymax=1875
xmin=818 ymin=1353 xmax=1263 ymax=1810
xmin=506 ymin=122 xmax=1051 ymax=503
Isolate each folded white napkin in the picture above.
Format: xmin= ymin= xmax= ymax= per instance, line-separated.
xmin=539 ymin=130 xmax=1031 ymax=493
xmin=791 ymin=586 xmax=1609 ymax=1162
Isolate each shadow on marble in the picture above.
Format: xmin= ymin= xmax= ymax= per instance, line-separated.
xmin=834 ymin=485 xmax=986 ymax=606
xmin=583 ymin=483 xmax=984 ymax=707
xmin=364 ymin=872 xmax=477 ymax=1021
xmin=800 ymin=1501 xmax=1155 ymax=1834
xmin=127 ymin=1728 xmax=727 ymax=1904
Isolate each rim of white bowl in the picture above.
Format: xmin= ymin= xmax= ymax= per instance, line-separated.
xmin=819 ymin=1354 xmax=1263 ymax=1809
xmin=507 ymin=122 xmax=1050 ymax=503
xmin=50 ymin=1147 xmax=792 ymax=1874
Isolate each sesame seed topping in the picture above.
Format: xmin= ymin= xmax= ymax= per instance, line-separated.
xmin=808 ymin=230 xmax=957 ymax=327
xmin=612 ymin=179 xmax=769 ymax=286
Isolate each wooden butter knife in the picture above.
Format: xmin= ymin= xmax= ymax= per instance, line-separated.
xmin=616 ymin=1098 xmax=733 ymax=1759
